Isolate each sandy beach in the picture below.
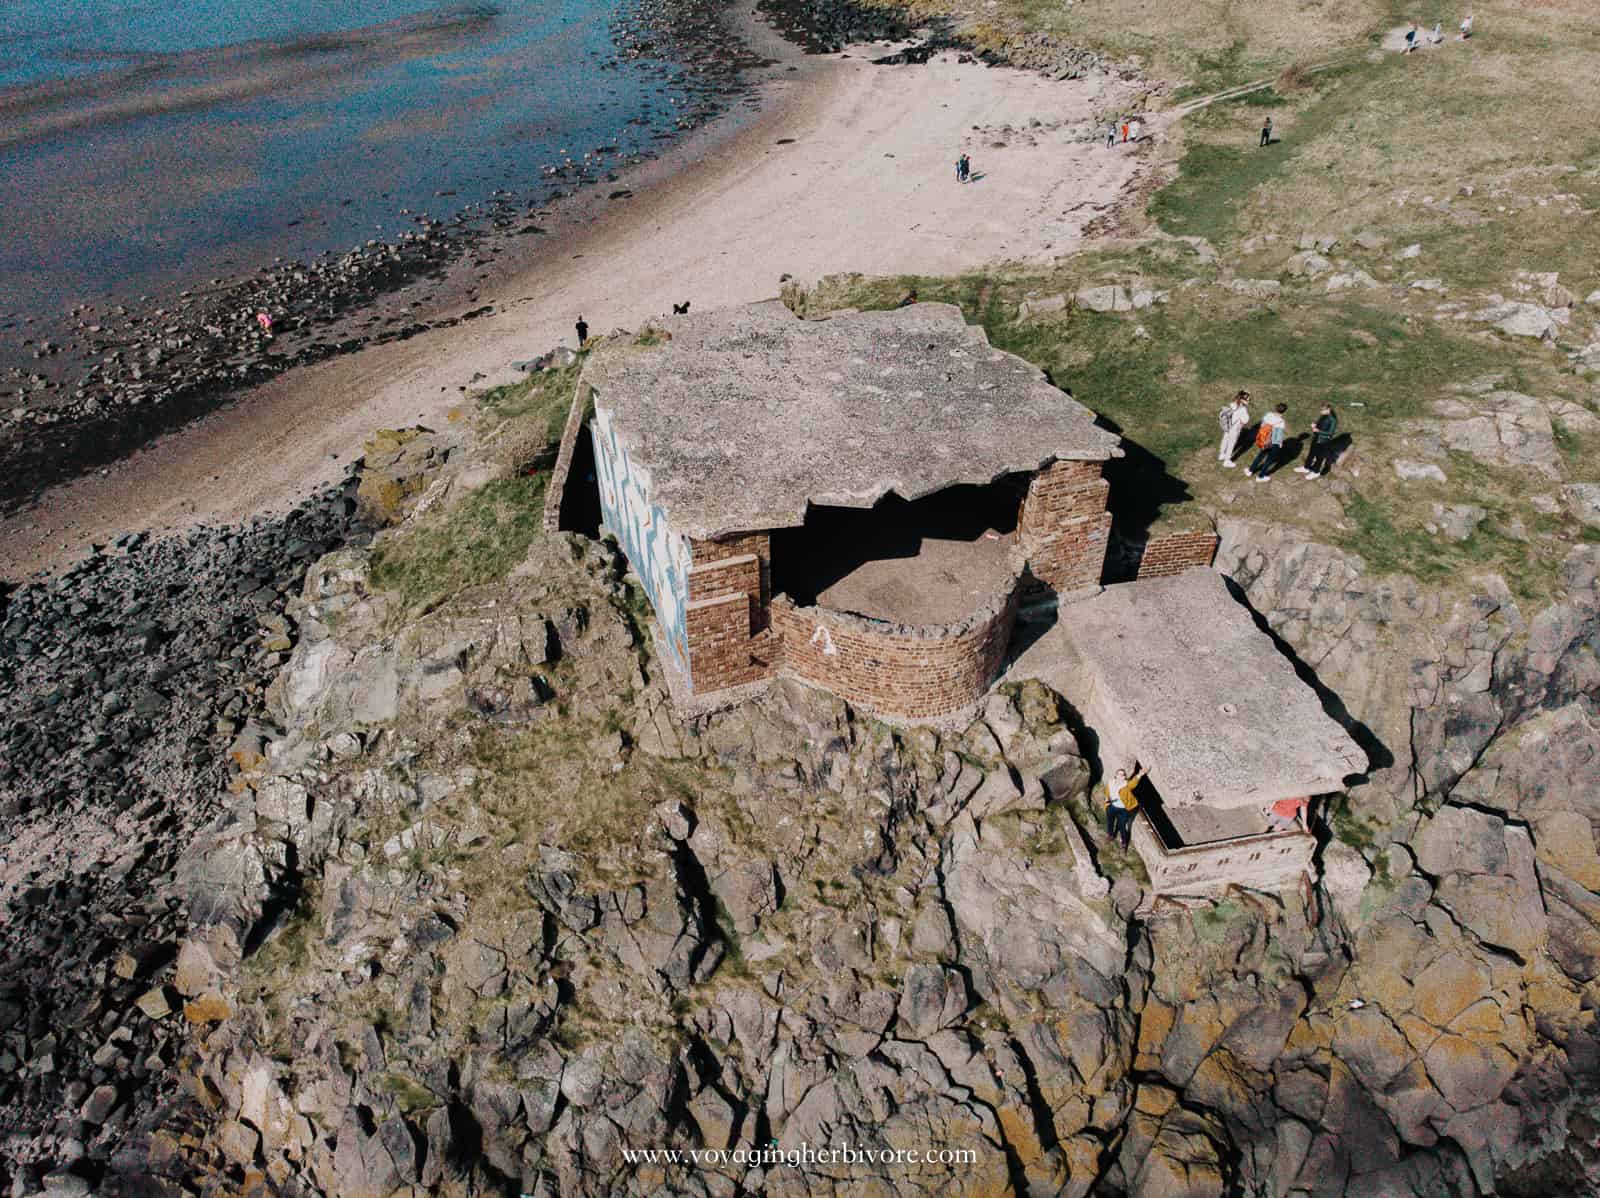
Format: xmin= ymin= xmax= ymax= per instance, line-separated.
xmin=0 ymin=23 xmax=1147 ymax=579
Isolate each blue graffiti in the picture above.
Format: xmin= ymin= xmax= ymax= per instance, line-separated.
xmin=590 ymin=408 xmax=690 ymax=675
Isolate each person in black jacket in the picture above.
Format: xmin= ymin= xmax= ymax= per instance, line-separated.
xmin=1299 ymin=404 xmax=1340 ymax=478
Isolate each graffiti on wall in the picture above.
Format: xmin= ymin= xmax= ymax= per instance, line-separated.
xmin=590 ymin=405 xmax=691 ymax=674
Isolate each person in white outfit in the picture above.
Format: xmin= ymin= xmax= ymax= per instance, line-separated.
xmin=1217 ymin=390 xmax=1251 ymax=467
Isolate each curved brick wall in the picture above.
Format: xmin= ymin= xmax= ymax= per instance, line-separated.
xmin=770 ymin=575 xmax=1020 ymax=721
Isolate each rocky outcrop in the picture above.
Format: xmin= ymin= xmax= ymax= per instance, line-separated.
xmin=46 ymin=417 xmax=1600 ymax=1198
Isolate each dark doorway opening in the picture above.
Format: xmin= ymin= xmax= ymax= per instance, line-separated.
xmin=770 ymin=477 xmax=1027 ymax=625
xmin=557 ymin=424 xmax=602 ymax=537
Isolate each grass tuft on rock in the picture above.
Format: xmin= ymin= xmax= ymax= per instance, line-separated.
xmin=368 ymin=471 xmax=547 ymax=618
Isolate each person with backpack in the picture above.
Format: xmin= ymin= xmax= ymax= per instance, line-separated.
xmin=1217 ymin=390 xmax=1251 ymax=467
xmin=1104 ymin=762 xmax=1147 ymax=850
xmin=1297 ymin=403 xmax=1340 ymax=478
xmin=1246 ymin=403 xmax=1288 ymax=482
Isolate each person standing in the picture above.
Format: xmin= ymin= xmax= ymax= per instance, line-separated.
xmin=1218 ymin=390 xmax=1251 ymax=467
xmin=1298 ymin=403 xmax=1340 ymax=478
xmin=1246 ymin=403 xmax=1288 ymax=482
xmin=1129 ymin=118 xmax=1143 ymax=143
xmin=575 ymin=315 xmax=589 ymax=347
xmin=1264 ymin=796 xmax=1309 ymax=831
xmin=1104 ymin=763 xmax=1147 ymax=850
xmin=1106 ymin=123 xmax=1117 ymax=149
xmin=1403 ymin=22 xmax=1418 ymax=53
xmin=1120 ymin=121 xmax=1130 ymax=144
xmin=1260 ymin=116 xmax=1273 ymax=148
xmin=1458 ymin=13 xmax=1473 ymax=38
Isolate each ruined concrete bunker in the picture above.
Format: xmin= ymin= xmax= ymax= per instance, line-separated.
xmin=547 ymin=300 xmax=1124 ymax=720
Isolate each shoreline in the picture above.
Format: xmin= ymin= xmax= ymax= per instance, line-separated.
xmin=0 ymin=0 xmax=773 ymax=511
xmin=1 ymin=11 xmax=1149 ymax=580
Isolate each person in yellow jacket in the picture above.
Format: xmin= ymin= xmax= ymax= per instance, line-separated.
xmin=1104 ymin=762 xmax=1147 ymax=849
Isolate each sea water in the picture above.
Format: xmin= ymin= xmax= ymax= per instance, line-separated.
xmin=0 ymin=0 xmax=711 ymax=322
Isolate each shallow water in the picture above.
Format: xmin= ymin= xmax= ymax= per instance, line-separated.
xmin=0 ymin=0 xmax=708 ymax=321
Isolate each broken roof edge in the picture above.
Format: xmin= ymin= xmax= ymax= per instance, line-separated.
xmin=677 ymin=450 xmax=1124 ymax=541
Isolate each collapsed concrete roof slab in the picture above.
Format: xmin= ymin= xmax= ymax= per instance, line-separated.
xmin=577 ymin=301 xmax=1121 ymax=540
xmin=1059 ymin=569 xmax=1366 ymax=810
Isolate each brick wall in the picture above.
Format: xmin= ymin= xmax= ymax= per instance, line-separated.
xmin=683 ymin=535 xmax=776 ymax=692
xmin=691 ymin=534 xmax=771 ymax=631
xmin=1019 ymin=459 xmax=1112 ymax=593
xmin=1135 ymin=531 xmax=1218 ymax=580
xmin=684 ymin=592 xmax=781 ymax=692
xmin=770 ymin=589 xmax=1018 ymax=721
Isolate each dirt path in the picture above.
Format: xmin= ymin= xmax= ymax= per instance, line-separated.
xmin=2 ymin=44 xmax=1146 ymax=579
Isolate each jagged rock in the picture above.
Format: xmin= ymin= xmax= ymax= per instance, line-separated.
xmin=1394 ymin=459 xmax=1448 ymax=482
xmin=1019 ymin=293 xmax=1068 ymax=319
xmin=1426 ymin=391 xmax=1561 ymax=477
xmin=1222 ymin=278 xmax=1280 ymax=299
xmin=1427 ymin=502 xmax=1487 ymax=540
xmin=1284 ymin=251 xmax=1333 ymax=278
xmin=896 ymin=964 xmax=970 ymax=1037
xmin=1325 ymin=270 xmax=1381 ymax=292
xmin=1562 ymin=483 xmax=1600 ymax=529
xmin=1321 ymin=840 xmax=1372 ymax=926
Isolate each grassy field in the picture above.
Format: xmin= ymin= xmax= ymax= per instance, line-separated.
xmin=796 ymin=1 xmax=1600 ymax=604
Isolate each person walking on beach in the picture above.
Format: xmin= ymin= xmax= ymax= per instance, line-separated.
xmin=1260 ymin=116 xmax=1273 ymax=148
xmin=1104 ymin=762 xmax=1147 ymax=850
xmin=1298 ymin=403 xmax=1340 ymax=478
xmin=1218 ymin=390 xmax=1251 ymax=467
xmin=575 ymin=316 xmax=589 ymax=347
xmin=1246 ymin=403 xmax=1289 ymax=482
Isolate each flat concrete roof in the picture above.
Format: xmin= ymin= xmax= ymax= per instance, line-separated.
xmin=1053 ymin=569 xmax=1365 ymax=809
xmin=578 ymin=301 xmax=1121 ymax=540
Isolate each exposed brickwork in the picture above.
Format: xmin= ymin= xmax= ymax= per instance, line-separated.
xmin=690 ymin=533 xmax=770 ymax=565
xmin=691 ymin=533 xmax=771 ymax=632
xmin=687 ymin=554 xmax=760 ymax=604
xmin=770 ymin=591 xmax=1018 ymax=721
xmin=1135 ymin=531 xmax=1219 ymax=580
xmin=1019 ymin=459 xmax=1112 ymax=592
xmin=684 ymin=593 xmax=779 ymax=692
xmin=684 ymin=535 xmax=778 ymax=692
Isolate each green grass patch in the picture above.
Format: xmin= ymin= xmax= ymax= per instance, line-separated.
xmin=478 ymin=365 xmax=581 ymax=445
xmin=1150 ymin=144 xmax=1279 ymax=240
xmin=368 ymin=472 xmax=547 ymax=619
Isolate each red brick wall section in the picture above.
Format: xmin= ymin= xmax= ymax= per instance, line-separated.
xmin=1020 ymin=459 xmax=1112 ymax=592
xmin=691 ymin=534 xmax=771 ymax=631
xmin=687 ymin=554 xmax=760 ymax=604
xmin=770 ymin=591 xmax=1018 ymax=721
xmin=685 ymin=593 xmax=779 ymax=692
xmin=1136 ymin=532 xmax=1219 ymax=580
xmin=684 ymin=535 xmax=777 ymax=693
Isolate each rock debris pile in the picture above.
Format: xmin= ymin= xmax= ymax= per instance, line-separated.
xmin=0 ymin=479 xmax=368 ymax=1195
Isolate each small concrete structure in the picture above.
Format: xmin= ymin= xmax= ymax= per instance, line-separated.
xmin=547 ymin=301 xmax=1122 ymax=721
xmin=1011 ymin=568 xmax=1365 ymax=902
